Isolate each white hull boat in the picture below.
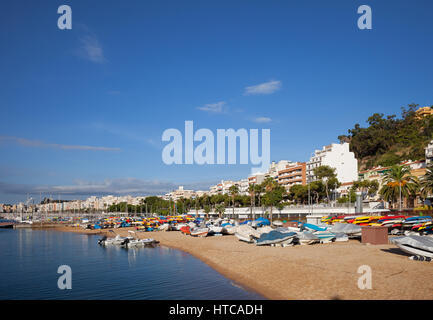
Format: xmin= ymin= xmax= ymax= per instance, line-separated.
xmin=175 ymin=223 xmax=187 ymax=231
xmin=158 ymin=223 xmax=170 ymax=231
xmin=209 ymin=226 xmax=223 ymax=234
xmin=190 ymin=227 xmax=209 ymax=237
xmin=235 ymin=232 xmax=254 ymax=243
xmin=296 ymin=231 xmax=320 ymax=245
xmin=223 ymin=226 xmax=237 ymax=235
xmin=272 ymin=221 xmax=283 ymax=227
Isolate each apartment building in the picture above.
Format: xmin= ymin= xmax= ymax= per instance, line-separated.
xmin=307 ymin=142 xmax=358 ymax=184
xmin=248 ymin=172 xmax=267 ymax=185
xmin=277 ymin=162 xmax=307 ymax=190
xmin=415 ymin=106 xmax=433 ymax=119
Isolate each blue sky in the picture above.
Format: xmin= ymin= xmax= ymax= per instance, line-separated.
xmin=1 ymin=0 xmax=433 ymax=203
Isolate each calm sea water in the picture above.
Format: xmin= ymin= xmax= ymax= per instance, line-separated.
xmin=0 ymin=229 xmax=264 ymax=300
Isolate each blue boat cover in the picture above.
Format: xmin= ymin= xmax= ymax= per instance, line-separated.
xmin=256 ymin=230 xmax=297 ymax=245
xmin=302 ymin=223 xmax=327 ymax=231
xmin=254 ymin=217 xmax=270 ymax=226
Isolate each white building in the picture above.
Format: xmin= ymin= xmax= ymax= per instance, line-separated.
xmin=426 ymin=140 xmax=433 ymax=165
xmin=307 ymin=142 xmax=358 ymax=184
xmin=166 ymin=186 xmax=196 ymax=201
xmin=236 ymin=179 xmax=250 ymax=195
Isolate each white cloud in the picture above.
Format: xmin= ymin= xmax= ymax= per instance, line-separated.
xmin=244 ymin=80 xmax=282 ymax=95
xmin=0 ymin=136 xmax=120 ymax=152
xmin=77 ymin=34 xmax=106 ymax=63
xmin=0 ymin=178 xmax=217 ymax=197
xmin=197 ymin=101 xmax=226 ymax=113
xmin=252 ymin=117 xmax=272 ymax=123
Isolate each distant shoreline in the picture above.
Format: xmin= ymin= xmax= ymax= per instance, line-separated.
xmin=36 ymin=226 xmax=433 ymax=300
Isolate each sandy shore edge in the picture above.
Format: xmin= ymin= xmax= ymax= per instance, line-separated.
xmin=44 ymin=226 xmax=433 ymax=300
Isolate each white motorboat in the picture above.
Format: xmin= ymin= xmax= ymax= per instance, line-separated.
xmin=158 ymin=223 xmax=170 ymax=231
xmin=209 ymin=225 xmax=223 ymax=234
xmin=190 ymin=227 xmax=209 ymax=237
xmin=272 ymin=220 xmax=283 ymax=227
xmin=235 ymin=232 xmax=254 ymax=243
xmin=125 ymin=238 xmax=159 ymax=247
xmin=295 ymin=231 xmax=320 ymax=245
xmin=98 ymin=235 xmax=132 ymax=245
xmin=223 ymin=225 xmax=237 ymax=235
xmin=175 ymin=223 xmax=187 ymax=231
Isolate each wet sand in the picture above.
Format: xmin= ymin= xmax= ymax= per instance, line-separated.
xmin=56 ymin=226 xmax=433 ymax=300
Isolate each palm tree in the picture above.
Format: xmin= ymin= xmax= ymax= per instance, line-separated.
xmin=379 ymin=165 xmax=418 ymax=211
xmin=263 ymin=177 xmax=278 ymax=223
xmin=254 ymin=183 xmax=265 ymax=217
xmin=248 ymin=183 xmax=256 ymax=220
xmin=420 ymin=166 xmax=433 ymax=199
xmin=215 ymin=204 xmax=225 ymax=219
xmin=203 ymin=205 xmax=211 ymax=220
xmin=229 ymin=185 xmax=239 ymax=220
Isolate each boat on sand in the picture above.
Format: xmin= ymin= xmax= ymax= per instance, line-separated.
xmin=256 ymin=230 xmax=297 ymax=246
xmin=391 ymin=235 xmax=433 ymax=258
xmin=190 ymin=227 xmax=209 ymax=237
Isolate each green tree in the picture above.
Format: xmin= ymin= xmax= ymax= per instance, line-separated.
xmin=289 ymin=184 xmax=309 ymax=204
xmin=313 ymin=165 xmax=340 ymax=203
xmin=352 ymin=179 xmax=379 ymax=199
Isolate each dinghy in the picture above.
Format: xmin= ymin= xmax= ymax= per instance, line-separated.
xmin=222 ymin=225 xmax=237 ymax=235
xmin=190 ymin=227 xmax=209 ymax=237
xmin=313 ymin=231 xmax=336 ymax=243
xmin=256 ymin=230 xmax=297 ymax=246
xmin=295 ymin=231 xmax=320 ymax=245
xmin=124 ymin=238 xmax=159 ymax=247
xmin=158 ymin=223 xmax=170 ymax=231
xmin=328 ymin=223 xmax=361 ymax=237
xmin=234 ymin=225 xmax=261 ymax=243
xmin=235 ymin=232 xmax=254 ymax=243
xmin=272 ymin=220 xmax=283 ymax=227
xmin=98 ymin=234 xmax=133 ymax=245
xmin=391 ymin=235 xmax=433 ymax=258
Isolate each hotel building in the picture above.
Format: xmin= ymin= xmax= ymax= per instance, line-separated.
xmin=307 ymin=142 xmax=358 ymax=184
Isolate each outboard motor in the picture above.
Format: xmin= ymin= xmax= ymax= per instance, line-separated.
xmin=97 ymin=235 xmax=107 ymax=245
xmin=120 ymin=238 xmax=130 ymax=246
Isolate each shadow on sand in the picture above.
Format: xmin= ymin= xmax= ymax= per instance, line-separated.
xmin=380 ymin=248 xmax=411 ymax=257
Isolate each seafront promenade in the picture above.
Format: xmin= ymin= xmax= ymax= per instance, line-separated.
xmin=55 ymin=226 xmax=433 ymax=300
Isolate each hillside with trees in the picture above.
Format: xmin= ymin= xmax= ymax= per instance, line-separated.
xmin=338 ymin=104 xmax=433 ymax=170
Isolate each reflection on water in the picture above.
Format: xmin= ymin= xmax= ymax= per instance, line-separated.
xmin=0 ymin=229 xmax=264 ymax=300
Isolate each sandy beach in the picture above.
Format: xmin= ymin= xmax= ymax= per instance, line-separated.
xmin=55 ymin=226 xmax=433 ymax=300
